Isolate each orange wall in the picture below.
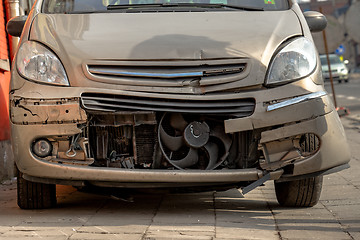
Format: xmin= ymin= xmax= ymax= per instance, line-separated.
xmin=0 ymin=0 xmax=11 ymax=141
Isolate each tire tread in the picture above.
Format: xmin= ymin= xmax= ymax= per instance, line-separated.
xmin=275 ymin=133 xmax=323 ymax=207
xmin=17 ymin=171 xmax=57 ymax=209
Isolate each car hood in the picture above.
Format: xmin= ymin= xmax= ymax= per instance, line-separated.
xmin=29 ymin=10 xmax=302 ymax=88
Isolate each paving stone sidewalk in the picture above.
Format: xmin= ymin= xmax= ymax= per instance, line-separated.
xmin=0 ymin=117 xmax=359 ymax=240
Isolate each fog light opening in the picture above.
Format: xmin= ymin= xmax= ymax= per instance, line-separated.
xmin=32 ymin=139 xmax=53 ymax=158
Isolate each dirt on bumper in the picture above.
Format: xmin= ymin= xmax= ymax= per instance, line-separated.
xmin=10 ymin=78 xmax=350 ymax=185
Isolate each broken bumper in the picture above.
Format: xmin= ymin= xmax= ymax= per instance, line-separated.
xmin=10 ymin=78 xmax=351 ymax=186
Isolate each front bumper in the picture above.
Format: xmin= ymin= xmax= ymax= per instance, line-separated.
xmin=323 ymin=72 xmax=349 ymax=81
xmin=10 ymin=78 xmax=351 ymax=186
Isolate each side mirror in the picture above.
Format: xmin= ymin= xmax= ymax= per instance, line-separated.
xmin=303 ymin=11 xmax=327 ymax=32
xmin=6 ymin=15 xmax=28 ymax=37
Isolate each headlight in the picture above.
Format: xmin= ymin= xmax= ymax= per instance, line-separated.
xmin=266 ymin=37 xmax=317 ymax=85
xmin=16 ymin=41 xmax=69 ymax=86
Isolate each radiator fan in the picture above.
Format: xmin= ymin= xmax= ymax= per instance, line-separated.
xmin=158 ymin=113 xmax=232 ymax=170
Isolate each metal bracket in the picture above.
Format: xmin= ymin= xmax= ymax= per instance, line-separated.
xmin=241 ymin=172 xmax=271 ymax=195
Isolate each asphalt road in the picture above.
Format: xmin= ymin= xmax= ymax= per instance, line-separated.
xmin=0 ymin=79 xmax=360 ymax=240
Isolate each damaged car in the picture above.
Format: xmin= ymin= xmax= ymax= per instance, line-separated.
xmin=7 ymin=0 xmax=350 ymax=209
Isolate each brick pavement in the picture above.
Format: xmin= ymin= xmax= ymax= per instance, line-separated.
xmin=0 ymin=117 xmax=359 ymax=240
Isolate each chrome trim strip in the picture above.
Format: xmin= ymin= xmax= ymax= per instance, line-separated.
xmin=267 ymin=91 xmax=327 ymax=111
xmin=89 ymin=69 xmax=204 ymax=78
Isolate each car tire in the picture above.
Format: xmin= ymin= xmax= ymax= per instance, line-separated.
xmin=17 ymin=171 xmax=57 ymax=209
xmin=274 ymin=176 xmax=323 ymax=207
xmin=274 ymin=133 xmax=323 ymax=207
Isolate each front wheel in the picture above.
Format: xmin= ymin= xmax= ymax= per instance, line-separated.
xmin=274 ymin=176 xmax=323 ymax=207
xmin=17 ymin=171 xmax=57 ymax=209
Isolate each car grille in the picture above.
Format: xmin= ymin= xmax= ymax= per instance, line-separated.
xmin=81 ymin=93 xmax=255 ymax=117
xmin=85 ymin=59 xmax=249 ymax=87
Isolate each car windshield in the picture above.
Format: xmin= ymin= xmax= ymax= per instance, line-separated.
xmin=42 ymin=0 xmax=289 ymax=13
xmin=320 ymin=55 xmax=342 ymax=65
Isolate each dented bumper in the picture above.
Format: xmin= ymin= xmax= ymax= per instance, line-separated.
xmin=10 ymin=76 xmax=351 ymax=187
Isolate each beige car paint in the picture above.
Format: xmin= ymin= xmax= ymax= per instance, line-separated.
xmin=9 ymin=0 xmax=350 ymax=191
xmin=26 ymin=10 xmax=302 ymax=93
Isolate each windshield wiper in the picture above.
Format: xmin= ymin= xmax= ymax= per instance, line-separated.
xmin=208 ymin=3 xmax=264 ymax=11
xmin=65 ymin=10 xmax=108 ymax=14
xmin=107 ymin=3 xmax=263 ymax=11
xmin=107 ymin=3 xmax=166 ymax=10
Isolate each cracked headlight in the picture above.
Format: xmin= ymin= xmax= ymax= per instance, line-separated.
xmin=16 ymin=41 xmax=69 ymax=86
xmin=266 ymin=37 xmax=317 ymax=86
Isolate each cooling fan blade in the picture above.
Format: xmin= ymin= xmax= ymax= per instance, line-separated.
xmin=170 ymin=113 xmax=188 ymax=131
xmin=196 ymin=125 xmax=232 ymax=170
xmin=204 ymin=142 xmax=219 ymax=170
xmin=158 ymin=113 xmax=232 ymax=170
xmin=171 ymin=148 xmax=199 ymax=169
xmin=159 ymin=124 xmax=184 ymax=152
xmin=158 ymin=113 xmax=200 ymax=169
xmin=210 ymin=125 xmax=232 ymax=157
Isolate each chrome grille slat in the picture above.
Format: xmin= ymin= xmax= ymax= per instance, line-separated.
xmin=85 ymin=59 xmax=249 ymax=87
xmin=83 ymin=101 xmax=254 ymax=113
xmin=81 ymin=96 xmax=252 ymax=108
xmin=81 ymin=93 xmax=255 ymax=117
xmin=89 ymin=68 xmax=204 ymax=78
